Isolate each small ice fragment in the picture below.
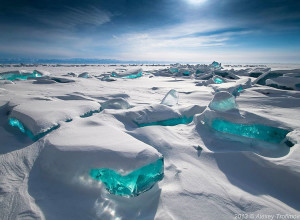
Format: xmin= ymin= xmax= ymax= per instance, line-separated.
xmin=9 ymin=118 xmax=25 ymax=133
xmin=209 ymin=92 xmax=238 ymax=112
xmin=161 ymin=89 xmax=179 ymax=106
xmin=210 ymin=61 xmax=222 ymax=70
xmin=214 ymin=77 xmax=224 ymax=84
xmin=101 ymin=98 xmax=130 ymax=110
xmin=78 ymin=72 xmax=90 ymax=78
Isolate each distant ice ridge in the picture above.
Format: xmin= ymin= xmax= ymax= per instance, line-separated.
xmin=161 ymin=89 xmax=179 ymax=106
xmin=0 ymin=70 xmax=42 ymax=81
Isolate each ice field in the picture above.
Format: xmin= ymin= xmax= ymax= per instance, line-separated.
xmin=0 ymin=63 xmax=299 ymax=220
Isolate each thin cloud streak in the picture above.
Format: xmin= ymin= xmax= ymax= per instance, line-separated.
xmin=22 ymin=6 xmax=113 ymax=29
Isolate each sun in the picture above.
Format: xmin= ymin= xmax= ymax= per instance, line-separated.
xmin=186 ymin=0 xmax=206 ymax=5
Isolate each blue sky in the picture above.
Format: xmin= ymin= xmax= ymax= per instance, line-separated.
xmin=0 ymin=0 xmax=300 ymax=63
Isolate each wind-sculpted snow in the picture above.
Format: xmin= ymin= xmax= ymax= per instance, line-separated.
xmin=0 ymin=64 xmax=300 ymax=220
xmin=8 ymin=117 xmax=60 ymax=141
xmin=266 ymin=76 xmax=300 ymax=91
xmin=9 ymin=100 xmax=101 ymax=136
xmin=90 ymin=158 xmax=164 ymax=197
xmin=39 ymin=118 xmax=162 ymax=192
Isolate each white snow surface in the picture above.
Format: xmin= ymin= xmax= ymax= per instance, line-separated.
xmin=40 ymin=117 xmax=161 ymax=185
xmin=9 ymin=100 xmax=101 ymax=136
xmin=0 ymin=64 xmax=299 ymax=220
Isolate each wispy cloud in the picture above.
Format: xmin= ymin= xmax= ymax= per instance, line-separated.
xmin=22 ymin=6 xmax=113 ymax=29
xmin=111 ymin=20 xmax=251 ymax=51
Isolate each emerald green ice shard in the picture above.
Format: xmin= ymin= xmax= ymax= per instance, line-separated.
xmin=232 ymin=86 xmax=243 ymax=97
xmin=214 ymin=77 xmax=224 ymax=84
xmin=80 ymin=108 xmax=102 ymax=118
xmin=111 ymin=72 xmax=142 ymax=79
xmin=137 ymin=116 xmax=193 ymax=127
xmin=90 ymin=158 xmax=164 ymax=197
xmin=8 ymin=118 xmax=59 ymax=141
xmin=237 ymin=86 xmax=243 ymax=93
xmin=0 ymin=72 xmax=42 ymax=81
xmin=170 ymin=68 xmax=178 ymax=72
xmin=9 ymin=118 xmax=26 ymax=133
xmin=211 ymin=119 xmax=289 ymax=143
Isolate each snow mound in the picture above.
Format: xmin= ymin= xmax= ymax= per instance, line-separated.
xmin=108 ymin=103 xmax=205 ymax=128
xmin=195 ymin=93 xmax=292 ymax=157
xmin=9 ymin=100 xmax=101 ymax=136
xmin=50 ymin=76 xmax=76 ymax=83
xmin=78 ymin=72 xmax=90 ymax=78
xmin=63 ymin=72 xmax=77 ymax=77
xmin=33 ymin=70 xmax=51 ymax=76
xmin=39 ymin=117 xmax=162 ymax=192
xmin=266 ymin=76 xmax=300 ymax=91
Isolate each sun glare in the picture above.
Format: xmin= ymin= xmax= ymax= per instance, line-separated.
xmin=186 ymin=0 xmax=206 ymax=4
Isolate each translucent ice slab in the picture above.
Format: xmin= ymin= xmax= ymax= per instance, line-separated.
xmin=138 ymin=116 xmax=193 ymax=127
xmin=161 ymin=89 xmax=179 ymax=106
xmin=214 ymin=77 xmax=224 ymax=84
xmin=209 ymin=92 xmax=238 ymax=112
xmin=90 ymin=158 xmax=164 ymax=197
xmin=212 ymin=119 xmax=289 ymax=143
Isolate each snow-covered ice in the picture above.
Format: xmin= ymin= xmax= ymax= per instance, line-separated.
xmin=0 ymin=63 xmax=299 ymax=220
